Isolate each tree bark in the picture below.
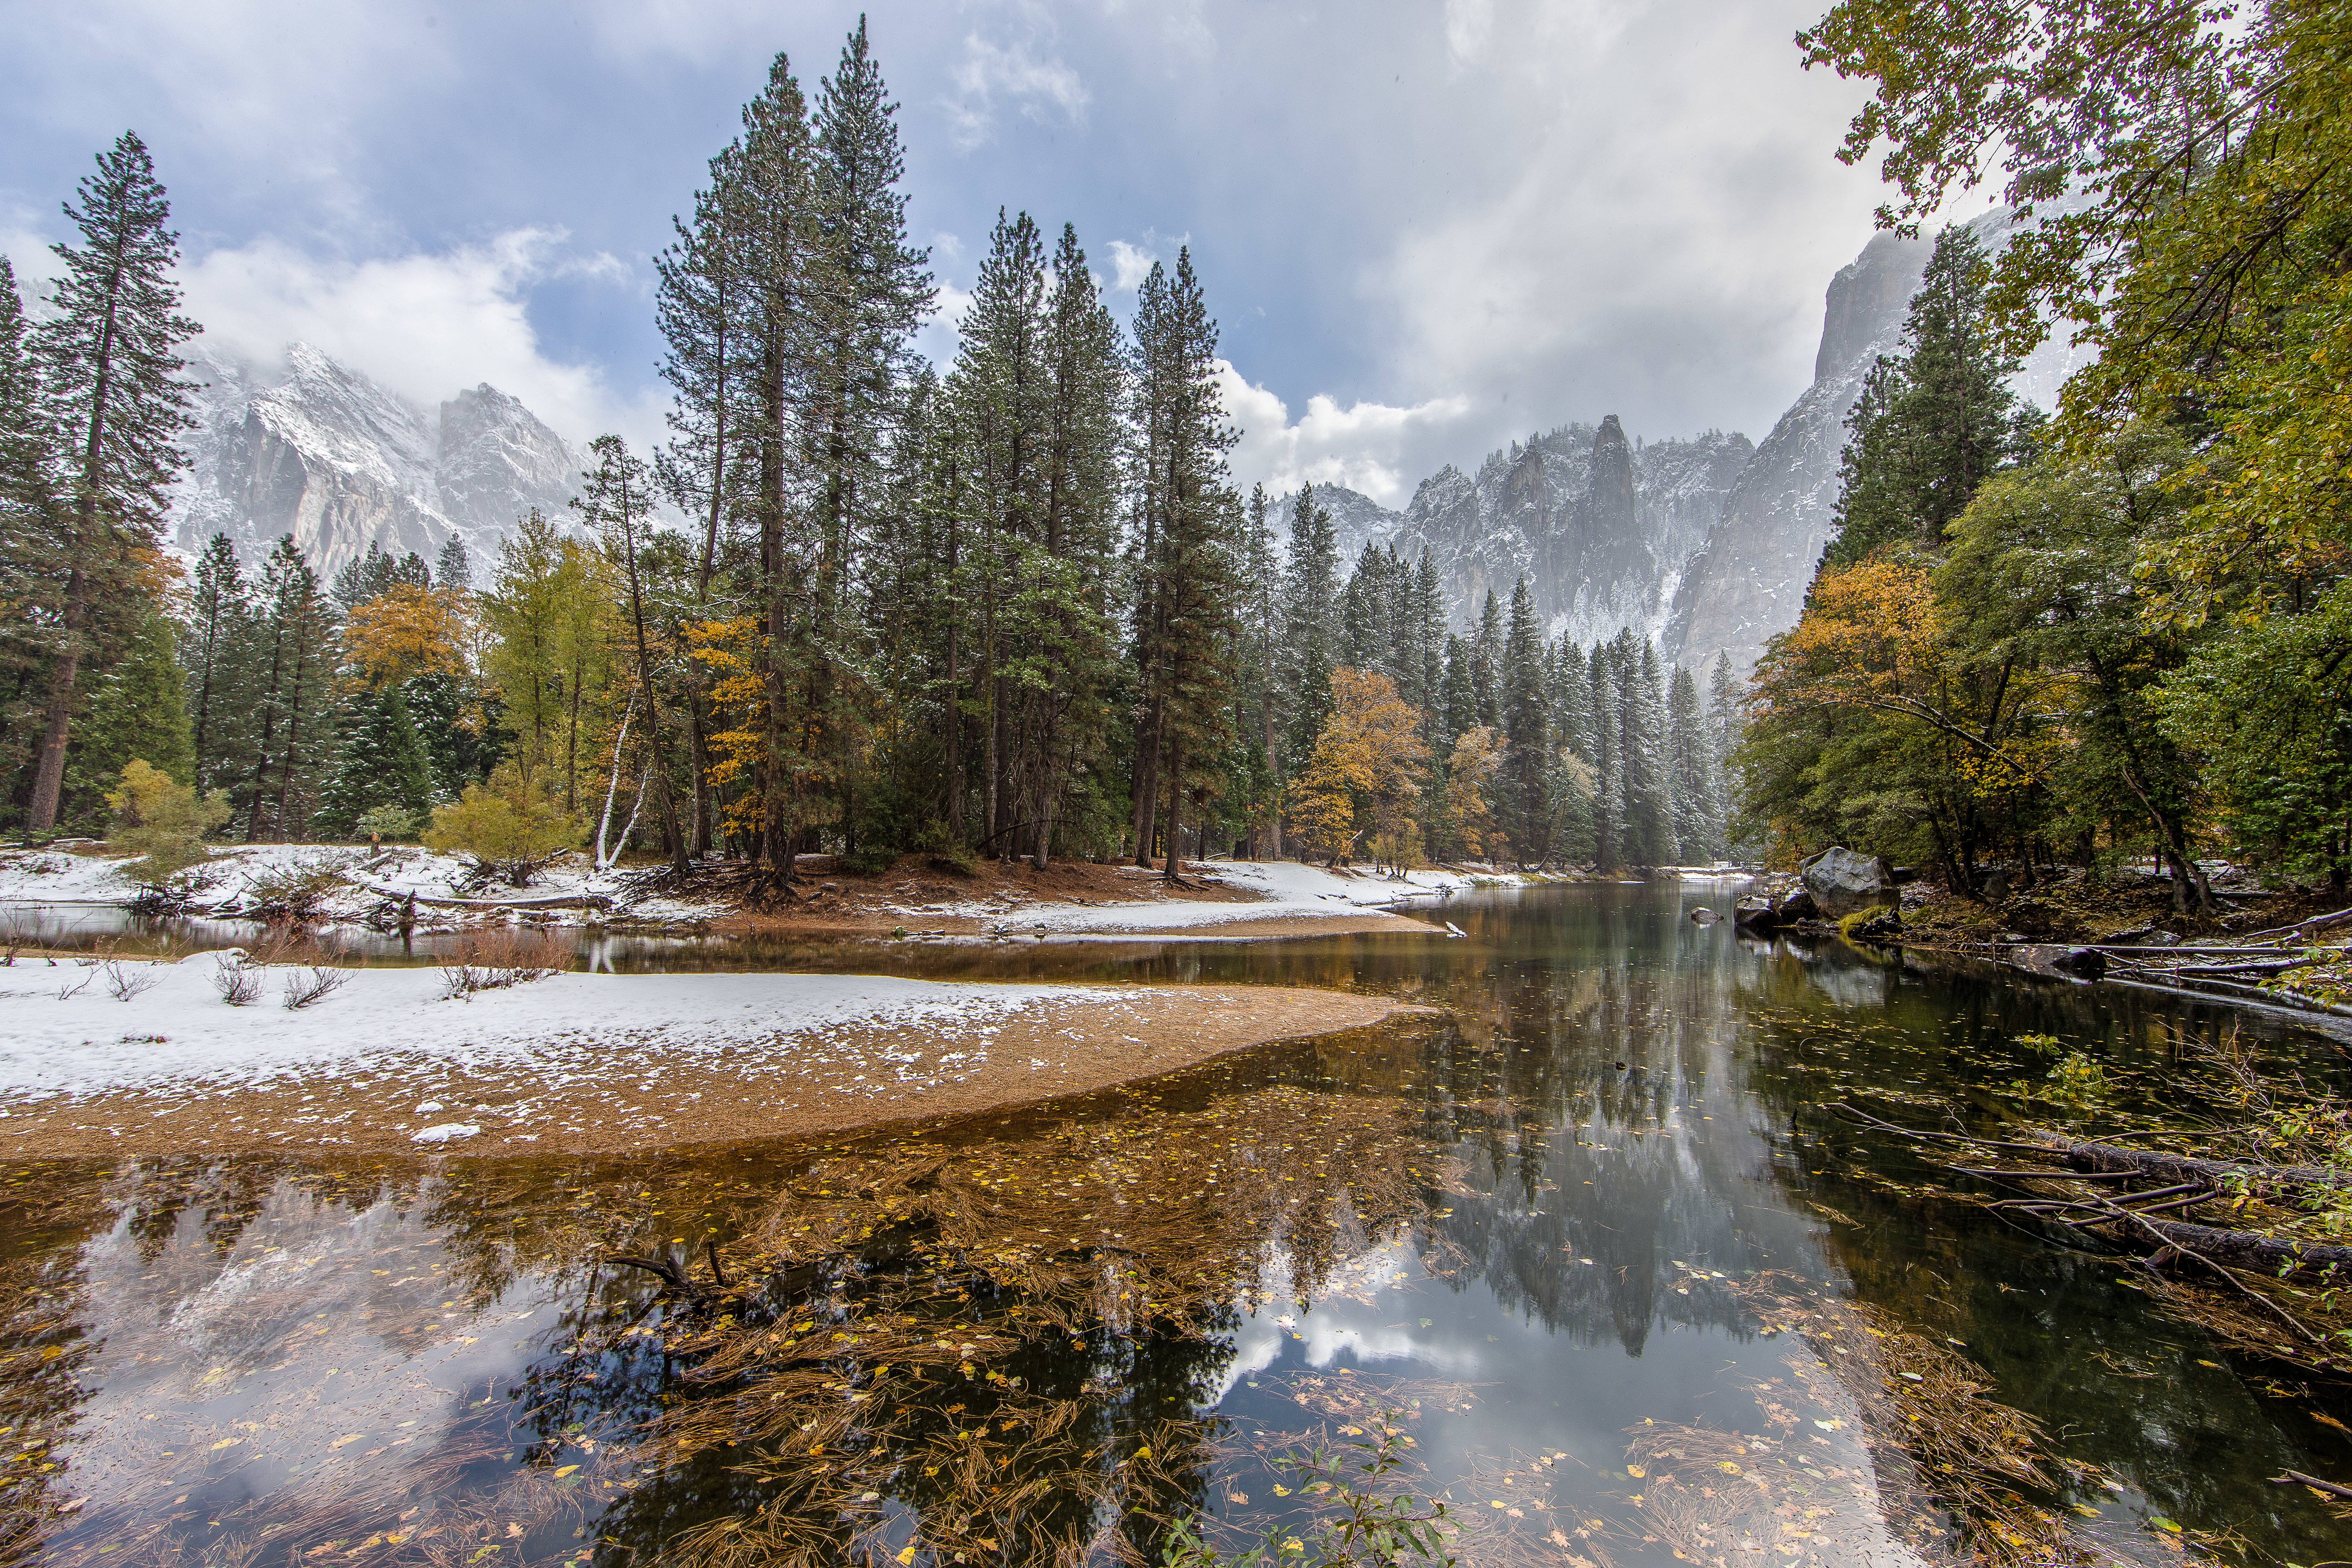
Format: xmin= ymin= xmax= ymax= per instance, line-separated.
xmin=24 ymin=565 xmax=89 ymax=835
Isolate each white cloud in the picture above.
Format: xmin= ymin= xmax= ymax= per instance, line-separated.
xmin=1105 ymin=239 xmax=1156 ymax=292
xmin=1219 ymin=361 xmax=1477 ymax=508
xmin=1348 ymin=0 xmax=1881 ymax=450
xmin=1443 ymin=0 xmax=1493 ymax=63
xmin=176 ymin=229 xmax=662 ymax=451
xmin=915 ymin=278 xmax=978 ymax=370
xmin=945 ymin=25 xmax=1090 ymax=149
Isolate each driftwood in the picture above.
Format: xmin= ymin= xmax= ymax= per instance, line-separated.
xmin=357 ymin=880 xmax=613 ymax=912
xmin=1835 ymin=1103 xmax=2352 ymax=1315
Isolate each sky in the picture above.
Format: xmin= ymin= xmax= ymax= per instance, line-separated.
xmin=2 ymin=0 xmax=1912 ymax=510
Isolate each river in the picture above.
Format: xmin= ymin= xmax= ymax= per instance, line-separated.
xmin=2 ymin=879 xmax=2346 ymax=1566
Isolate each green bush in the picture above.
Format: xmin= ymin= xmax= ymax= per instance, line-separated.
xmin=106 ymin=760 xmax=229 ymax=888
xmin=422 ymin=761 xmax=582 ymax=887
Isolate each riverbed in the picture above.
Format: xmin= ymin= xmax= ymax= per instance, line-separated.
xmin=3 ymin=879 xmax=2347 ymax=1567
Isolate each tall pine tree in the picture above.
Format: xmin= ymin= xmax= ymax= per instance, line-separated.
xmin=24 ymin=132 xmax=200 ymax=833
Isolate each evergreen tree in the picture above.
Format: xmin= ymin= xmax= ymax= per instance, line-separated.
xmin=1825 ymin=225 xmax=2038 ymax=566
xmin=24 ymin=131 xmax=201 ymax=833
xmin=1440 ymin=636 xmax=1477 ymax=751
xmin=1705 ymin=652 xmax=1742 ymax=771
xmin=575 ymin=434 xmax=689 ymax=870
xmin=1472 ymin=591 xmax=1504 ymax=729
xmin=62 ymin=608 xmax=193 ymax=829
xmin=182 ymin=533 xmax=252 ymax=796
xmin=0 ymin=258 xmax=64 ymax=806
xmin=1588 ymin=646 xmax=1621 ymax=868
xmin=1279 ymin=482 xmax=1339 ymax=797
xmin=1666 ymin=664 xmax=1722 ymax=862
xmin=243 ymin=536 xmax=338 ymax=840
xmin=1127 ymin=249 xmax=1239 ymax=880
xmin=435 ymin=535 xmax=473 ymax=593
xmin=316 ymin=681 xmax=434 ymax=837
xmin=1019 ymin=220 xmax=1124 ymax=868
xmin=1241 ymin=482 xmax=1284 ymax=855
xmin=1499 ymin=578 xmax=1550 ymax=865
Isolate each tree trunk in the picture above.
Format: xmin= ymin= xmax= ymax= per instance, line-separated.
xmin=1161 ymin=736 xmax=1185 ymax=884
xmin=23 ymin=565 xmax=89 ymax=835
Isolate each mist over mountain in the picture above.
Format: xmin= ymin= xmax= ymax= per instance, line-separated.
xmin=1274 ymin=207 xmax=2087 ymax=673
xmin=169 ymin=341 xmax=585 ymax=578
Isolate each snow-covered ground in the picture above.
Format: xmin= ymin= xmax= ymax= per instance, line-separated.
xmin=886 ymin=858 xmax=1523 ymax=937
xmin=0 ymin=953 xmax=1115 ymax=1108
xmin=0 ymin=843 xmax=726 ymax=927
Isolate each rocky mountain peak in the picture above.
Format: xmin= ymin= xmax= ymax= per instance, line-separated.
xmin=168 ymin=344 xmax=586 ymax=580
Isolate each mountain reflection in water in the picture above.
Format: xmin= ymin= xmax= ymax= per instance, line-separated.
xmin=5 ymin=881 xmax=2351 ymax=1566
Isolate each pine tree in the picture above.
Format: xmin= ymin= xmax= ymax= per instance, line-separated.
xmin=316 ymin=681 xmax=434 ymax=837
xmin=0 ymin=258 xmax=65 ymax=803
xmin=1128 ymin=248 xmax=1239 ymax=880
xmin=1472 ymin=591 xmax=1504 ymax=729
xmin=1279 ymin=481 xmax=1338 ymax=798
xmin=732 ymin=51 xmax=822 ymax=871
xmin=243 ymin=537 xmax=338 ymax=841
xmin=1440 ymin=635 xmax=1477 ymax=750
xmin=24 ymin=132 xmax=201 ymax=833
xmin=62 ymin=608 xmax=193 ymax=829
xmin=435 ymin=536 xmax=473 ymax=593
xmin=1242 ymin=482 xmax=1284 ymax=855
xmin=575 ymin=435 xmax=689 ymax=869
xmin=1666 ymin=664 xmax=1722 ymax=863
xmin=1705 ymin=652 xmax=1742 ymax=770
xmin=1826 ymin=225 xmax=2037 ymax=566
xmin=955 ymin=208 xmax=1050 ymax=858
xmin=1020 ymin=221 xmax=1123 ymax=868
xmin=182 ymin=533 xmax=252 ymax=795
xmin=1588 ymin=646 xmax=1621 ymax=869
xmin=1499 ymin=578 xmax=1550 ymax=865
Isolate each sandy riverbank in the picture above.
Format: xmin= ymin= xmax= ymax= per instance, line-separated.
xmin=0 ymin=958 xmax=1432 ymax=1158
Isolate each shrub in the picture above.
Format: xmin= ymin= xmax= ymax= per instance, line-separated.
xmin=105 ymin=760 xmax=229 ymax=889
xmin=241 ymin=858 xmax=352 ymax=926
xmin=423 ymin=761 xmax=583 ymax=887
xmin=437 ymin=924 xmax=572 ymax=998
xmin=357 ymin=803 xmax=420 ymax=842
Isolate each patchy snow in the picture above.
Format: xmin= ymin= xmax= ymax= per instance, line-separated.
xmin=0 ymin=956 xmax=1115 ymax=1102
xmin=0 ymin=843 xmax=727 ymax=929
xmin=916 ymin=859 xmax=1533 ymax=938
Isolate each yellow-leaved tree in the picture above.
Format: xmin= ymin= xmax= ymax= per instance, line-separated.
xmin=1288 ymin=669 xmax=1430 ymax=871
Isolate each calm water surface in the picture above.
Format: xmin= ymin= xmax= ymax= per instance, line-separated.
xmin=5 ymin=882 xmax=2349 ymax=1567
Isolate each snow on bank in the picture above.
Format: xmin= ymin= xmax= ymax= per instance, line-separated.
xmin=885 ymin=859 xmax=1515 ymax=937
xmin=0 ymin=956 xmax=1113 ymax=1103
xmin=0 ymin=843 xmax=725 ymax=927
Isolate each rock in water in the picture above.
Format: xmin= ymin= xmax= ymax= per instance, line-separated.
xmin=1775 ymin=887 xmax=1820 ymax=921
xmin=2050 ymin=947 xmax=2108 ymax=980
xmin=1799 ymin=846 xmax=1898 ymax=917
xmin=1690 ymin=906 xmax=1720 ymax=924
xmin=1732 ymin=897 xmax=1779 ymax=931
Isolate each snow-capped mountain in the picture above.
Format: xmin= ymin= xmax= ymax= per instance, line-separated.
xmin=170 ymin=342 xmax=586 ymax=578
xmin=1273 ymin=421 xmax=1753 ymax=651
xmin=1274 ymin=207 xmax=2087 ymax=673
xmin=1664 ymin=208 xmax=2087 ymax=674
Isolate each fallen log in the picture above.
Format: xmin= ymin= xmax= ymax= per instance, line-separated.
xmin=2122 ymin=1216 xmax=2352 ymax=1275
xmin=1832 ymin=1103 xmax=2352 ymax=1199
xmin=2016 ymin=1134 xmax=2352 ymax=1198
xmin=356 ymin=881 xmax=613 ymax=912
xmin=2246 ymin=906 xmax=2352 ymax=941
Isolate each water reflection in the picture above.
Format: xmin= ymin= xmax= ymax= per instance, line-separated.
xmin=4 ymin=884 xmax=2352 ymax=1565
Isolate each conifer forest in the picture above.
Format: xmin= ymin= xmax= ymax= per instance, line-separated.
xmin=9 ymin=4 xmax=2341 ymax=919
xmin=0 ymin=25 xmax=1742 ymax=881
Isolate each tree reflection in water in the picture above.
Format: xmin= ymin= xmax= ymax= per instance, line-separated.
xmin=4 ymin=883 xmax=2352 ymax=1566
